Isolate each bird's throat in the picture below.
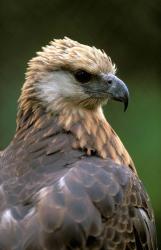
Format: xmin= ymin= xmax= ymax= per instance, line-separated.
xmin=58 ymin=105 xmax=134 ymax=170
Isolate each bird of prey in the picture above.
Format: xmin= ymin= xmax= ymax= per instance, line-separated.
xmin=0 ymin=37 xmax=157 ymax=250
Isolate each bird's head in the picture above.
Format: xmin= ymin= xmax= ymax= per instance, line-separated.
xmin=20 ymin=37 xmax=129 ymax=113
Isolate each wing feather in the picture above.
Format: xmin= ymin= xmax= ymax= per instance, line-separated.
xmin=0 ymin=157 xmax=157 ymax=249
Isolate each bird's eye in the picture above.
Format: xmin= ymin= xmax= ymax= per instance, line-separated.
xmin=74 ymin=70 xmax=92 ymax=83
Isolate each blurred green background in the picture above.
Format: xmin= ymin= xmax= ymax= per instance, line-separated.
xmin=0 ymin=0 xmax=161 ymax=247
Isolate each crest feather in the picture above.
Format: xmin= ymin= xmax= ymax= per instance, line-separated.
xmin=26 ymin=37 xmax=116 ymax=82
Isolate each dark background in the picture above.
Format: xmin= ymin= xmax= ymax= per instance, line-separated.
xmin=0 ymin=0 xmax=161 ymax=247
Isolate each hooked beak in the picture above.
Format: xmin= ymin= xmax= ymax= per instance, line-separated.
xmin=101 ymin=73 xmax=129 ymax=111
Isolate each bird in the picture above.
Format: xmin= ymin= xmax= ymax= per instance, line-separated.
xmin=0 ymin=37 xmax=157 ymax=250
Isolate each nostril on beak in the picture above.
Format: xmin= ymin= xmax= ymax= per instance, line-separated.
xmin=107 ymin=80 xmax=112 ymax=85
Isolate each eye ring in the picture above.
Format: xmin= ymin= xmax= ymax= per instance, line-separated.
xmin=74 ymin=70 xmax=92 ymax=83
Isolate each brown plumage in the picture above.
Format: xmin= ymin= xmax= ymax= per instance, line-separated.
xmin=0 ymin=37 xmax=157 ymax=249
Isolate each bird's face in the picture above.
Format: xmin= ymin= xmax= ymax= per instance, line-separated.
xmin=26 ymin=38 xmax=129 ymax=112
xmin=37 ymin=68 xmax=129 ymax=111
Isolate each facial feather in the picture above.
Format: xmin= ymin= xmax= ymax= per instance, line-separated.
xmin=35 ymin=70 xmax=88 ymax=110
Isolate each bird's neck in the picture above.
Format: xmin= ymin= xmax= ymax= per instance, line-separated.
xmin=16 ymin=103 xmax=135 ymax=171
xmin=58 ymin=105 xmax=134 ymax=168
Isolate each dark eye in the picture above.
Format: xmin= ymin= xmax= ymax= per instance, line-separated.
xmin=74 ymin=70 xmax=92 ymax=83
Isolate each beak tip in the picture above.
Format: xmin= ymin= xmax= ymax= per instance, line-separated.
xmin=124 ymin=98 xmax=128 ymax=112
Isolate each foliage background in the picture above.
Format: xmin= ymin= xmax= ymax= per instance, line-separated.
xmin=0 ymin=0 xmax=161 ymax=246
